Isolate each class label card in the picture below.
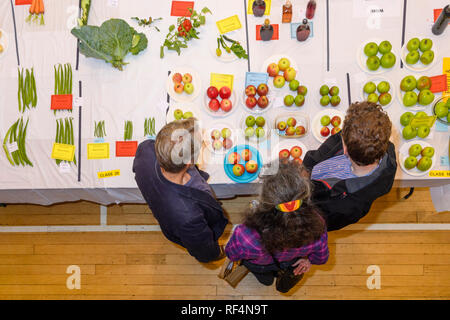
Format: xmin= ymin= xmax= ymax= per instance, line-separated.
xmin=98 ymin=170 xmax=121 ymax=179
xmin=51 ymin=143 xmax=76 ymax=162
xmin=216 ymin=15 xmax=242 ymax=34
xmin=171 ymin=1 xmax=194 ymax=17
xmin=87 ymin=143 xmax=110 ymax=160
xmin=210 ymin=73 xmax=234 ymax=91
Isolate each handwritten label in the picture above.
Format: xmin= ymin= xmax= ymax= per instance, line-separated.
xmin=98 ymin=170 xmax=121 ymax=179
xmin=59 ymin=162 xmax=71 ymax=174
xmin=256 ymin=24 xmax=279 ymax=41
xmin=429 ymin=170 xmax=450 ymax=178
xmin=51 ymin=143 xmax=76 ymax=162
xmin=210 ymin=73 xmax=234 ymax=91
xmin=352 ymin=0 xmax=401 ymax=18
xmin=107 ymin=0 xmax=119 ymax=8
xmin=94 ymin=138 xmax=105 ymax=143
xmin=116 ymin=141 xmax=138 ymax=157
xmin=216 ymin=15 xmax=242 ymax=34
xmin=430 ymin=74 xmax=448 ymax=93
xmin=245 ymin=72 xmax=268 ymax=87
xmin=441 ymin=156 xmax=449 ymax=167
xmin=73 ymin=96 xmax=84 ymax=107
xmin=436 ymin=121 xmax=449 ymax=132
xmin=51 ymin=95 xmax=73 ymax=110
xmin=87 ymin=143 xmax=110 ymax=160
xmin=171 ymin=1 xmax=194 ymax=17
xmin=290 ymin=21 xmax=314 ymax=39
xmin=7 ymin=142 xmax=18 ymax=153
xmin=248 ymin=0 xmax=271 ymax=15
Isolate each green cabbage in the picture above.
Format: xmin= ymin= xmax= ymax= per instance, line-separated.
xmin=71 ymin=19 xmax=148 ymax=71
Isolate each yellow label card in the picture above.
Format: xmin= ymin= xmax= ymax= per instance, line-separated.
xmin=51 ymin=143 xmax=75 ymax=162
xmin=97 ymin=170 xmax=121 ymax=179
xmin=409 ymin=116 xmax=436 ymax=129
xmin=443 ymin=57 xmax=450 ymax=102
xmin=210 ymin=73 xmax=234 ymax=91
xmin=247 ymin=0 xmax=271 ymax=15
xmin=87 ymin=143 xmax=110 ymax=160
xmin=429 ymin=170 xmax=450 ymax=178
xmin=216 ymin=15 xmax=242 ymax=34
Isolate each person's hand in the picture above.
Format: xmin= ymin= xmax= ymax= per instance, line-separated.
xmin=292 ymin=258 xmax=311 ymax=275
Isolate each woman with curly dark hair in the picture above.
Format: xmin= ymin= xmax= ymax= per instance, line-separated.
xmin=225 ymin=161 xmax=329 ymax=293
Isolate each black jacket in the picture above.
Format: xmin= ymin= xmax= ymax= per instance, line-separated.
xmin=303 ymin=132 xmax=397 ymax=231
xmin=132 ymin=140 xmax=228 ymax=262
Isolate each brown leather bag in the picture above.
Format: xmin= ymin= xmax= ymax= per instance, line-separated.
xmin=218 ymin=257 xmax=250 ymax=288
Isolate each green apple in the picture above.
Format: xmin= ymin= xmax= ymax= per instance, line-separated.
xmin=418 ymin=89 xmax=435 ymax=106
xmin=400 ymin=76 xmax=417 ymax=92
xmin=319 ymin=85 xmax=329 ymax=96
xmin=363 ymin=82 xmax=376 ymax=94
xmin=330 ymin=95 xmax=341 ymax=106
xmin=366 ymin=56 xmax=381 ymax=71
xmin=402 ymin=125 xmax=417 ymax=140
xmin=448 ymin=113 xmax=450 ymax=123
xmin=246 ymin=115 xmax=256 ymax=127
xmin=289 ymin=79 xmax=300 ymax=91
xmin=174 ymin=109 xmax=184 ymax=120
xmin=404 ymin=156 xmax=418 ymax=170
xmin=400 ymin=112 xmax=414 ymax=126
xmin=329 ymin=86 xmax=339 ymax=96
xmin=420 ymin=50 xmax=434 ymax=65
xmin=378 ymin=40 xmax=392 ymax=54
xmin=183 ymin=82 xmax=194 ymax=94
xmin=320 ymin=95 xmax=330 ymax=106
xmin=446 ymin=99 xmax=450 ymax=108
xmin=417 ymin=156 xmax=432 ymax=172
xmin=284 ymin=94 xmax=295 ymax=107
xmin=377 ymin=81 xmax=390 ymax=93
xmin=294 ymin=94 xmax=305 ymax=107
xmin=255 ymin=127 xmax=265 ymax=138
xmin=414 ymin=111 xmax=428 ymax=119
xmin=416 ymin=76 xmax=431 ymax=91
xmin=278 ymin=58 xmax=291 ymax=71
xmin=403 ymin=91 xmax=418 ymax=107
xmin=221 ymin=128 xmax=232 ymax=139
xmin=273 ymin=75 xmax=286 ymax=88
xmin=320 ymin=115 xmax=331 ymax=126
xmin=379 ymin=92 xmax=392 ymax=106
xmin=367 ymin=93 xmax=378 ymax=103
xmin=435 ymin=101 xmax=449 ymax=118
xmin=419 ymin=38 xmax=433 ymax=52
xmin=364 ymin=42 xmax=378 ymax=56
xmin=255 ymin=116 xmax=266 ymax=127
xmin=417 ymin=125 xmax=430 ymax=138
xmin=408 ymin=144 xmax=422 ymax=157
xmin=421 ymin=146 xmax=435 ymax=158
xmin=380 ymin=52 xmax=396 ymax=68
xmin=406 ymin=38 xmax=420 ymax=52
xmin=405 ymin=50 xmax=420 ymax=65
xmin=183 ymin=111 xmax=193 ymax=119
xmin=245 ymin=126 xmax=255 ymax=137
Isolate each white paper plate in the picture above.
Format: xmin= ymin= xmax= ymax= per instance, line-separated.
xmin=260 ymin=54 xmax=299 ymax=91
xmin=314 ymin=80 xmax=343 ymax=108
xmin=166 ymin=102 xmax=203 ymax=123
xmin=311 ymin=109 xmax=345 ymax=143
xmin=399 ymin=140 xmax=436 ymax=177
xmin=271 ymin=140 xmax=308 ymax=163
xmin=241 ymin=90 xmax=276 ymax=114
xmin=360 ymin=76 xmax=396 ymax=109
xmin=203 ymin=90 xmax=237 ymax=118
xmin=166 ymin=67 xmax=202 ymax=103
xmin=240 ymin=113 xmax=270 ymax=142
xmin=400 ymin=41 xmax=437 ymax=73
xmin=203 ymin=120 xmax=236 ymax=155
xmin=0 ymin=29 xmax=9 ymax=60
xmin=356 ymin=38 xmax=399 ymax=75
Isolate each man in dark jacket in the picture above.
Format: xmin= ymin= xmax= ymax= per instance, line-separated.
xmin=303 ymin=101 xmax=397 ymax=231
xmin=133 ymin=118 xmax=228 ymax=262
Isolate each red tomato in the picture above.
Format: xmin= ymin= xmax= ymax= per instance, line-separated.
xmin=182 ymin=19 xmax=192 ymax=32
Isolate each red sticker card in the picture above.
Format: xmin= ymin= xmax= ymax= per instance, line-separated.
xmin=434 ymin=9 xmax=450 ymax=24
xmin=51 ymin=94 xmax=73 ymax=110
xmin=256 ymin=24 xmax=279 ymax=41
xmin=116 ymin=141 xmax=138 ymax=157
xmin=15 ymin=0 xmax=32 ymax=5
xmin=171 ymin=1 xmax=194 ymax=17
xmin=430 ymin=74 xmax=448 ymax=93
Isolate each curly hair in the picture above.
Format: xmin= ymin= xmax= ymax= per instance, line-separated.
xmin=342 ymin=101 xmax=392 ymax=166
xmin=243 ymin=161 xmax=325 ymax=254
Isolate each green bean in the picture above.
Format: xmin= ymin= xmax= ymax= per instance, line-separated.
xmin=2 ymin=124 xmax=15 ymax=166
xmin=58 ymin=64 xmax=63 ymax=95
xmin=18 ymin=69 xmax=22 ymax=112
xmin=31 ymin=68 xmax=37 ymax=107
xmin=68 ymin=64 xmax=72 ymax=95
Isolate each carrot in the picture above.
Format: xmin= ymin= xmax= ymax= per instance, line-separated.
xmin=30 ymin=0 xmax=36 ymax=14
xmin=39 ymin=0 xmax=44 ymax=14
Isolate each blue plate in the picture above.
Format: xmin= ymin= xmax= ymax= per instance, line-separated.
xmin=224 ymin=144 xmax=263 ymax=183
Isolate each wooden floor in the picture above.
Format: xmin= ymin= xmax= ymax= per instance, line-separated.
xmin=0 ymin=187 xmax=449 ymax=300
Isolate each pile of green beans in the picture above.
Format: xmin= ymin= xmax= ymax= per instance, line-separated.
xmin=2 ymin=117 xmax=33 ymax=167
xmin=55 ymin=117 xmax=76 ymax=165
xmin=54 ymin=63 xmax=73 ymax=95
xmin=94 ymin=121 xmax=106 ymax=138
xmin=124 ymin=121 xmax=133 ymax=141
xmin=144 ymin=117 xmax=156 ymax=137
xmin=18 ymin=68 xmax=37 ymax=113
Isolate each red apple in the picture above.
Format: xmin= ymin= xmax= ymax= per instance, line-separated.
xmin=245 ymin=85 xmax=257 ymax=97
xmin=257 ymin=83 xmax=269 ymax=96
xmin=232 ymin=164 xmax=245 ymax=177
xmin=245 ymin=160 xmax=258 ymax=174
xmin=279 ymin=149 xmax=290 ymax=160
xmin=257 ymin=96 xmax=269 ymax=108
xmin=220 ymin=99 xmax=233 ymax=112
xmin=295 ymin=126 xmax=306 ymax=136
xmin=242 ymin=149 xmax=252 ymax=161
xmin=246 ymin=96 xmax=257 ymax=109
xmin=320 ymin=126 xmax=330 ymax=137
xmin=285 ymin=127 xmax=296 ymax=136
xmin=209 ymin=99 xmax=220 ymax=112
xmin=286 ymin=117 xmax=297 ymax=127
xmin=331 ymin=116 xmax=341 ymax=127
xmin=182 ymin=73 xmax=192 ymax=83
xmin=172 ymin=73 xmax=182 ymax=83
xmin=331 ymin=127 xmax=341 ymax=135
xmin=174 ymin=83 xmax=184 ymax=94
xmin=267 ymin=63 xmax=280 ymax=77
xmin=219 ymin=86 xmax=232 ymax=99
xmin=223 ymin=138 xmax=233 ymax=149
xmin=207 ymin=86 xmax=219 ymax=99
xmin=228 ymin=152 xmax=240 ymax=164
xmin=293 ymin=158 xmax=303 ymax=165
xmin=290 ymin=146 xmax=303 ymax=159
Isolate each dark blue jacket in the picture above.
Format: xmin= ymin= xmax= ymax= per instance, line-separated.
xmin=132 ymin=140 xmax=228 ymax=262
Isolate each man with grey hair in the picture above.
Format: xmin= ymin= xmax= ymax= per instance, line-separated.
xmin=133 ymin=118 xmax=228 ymax=262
